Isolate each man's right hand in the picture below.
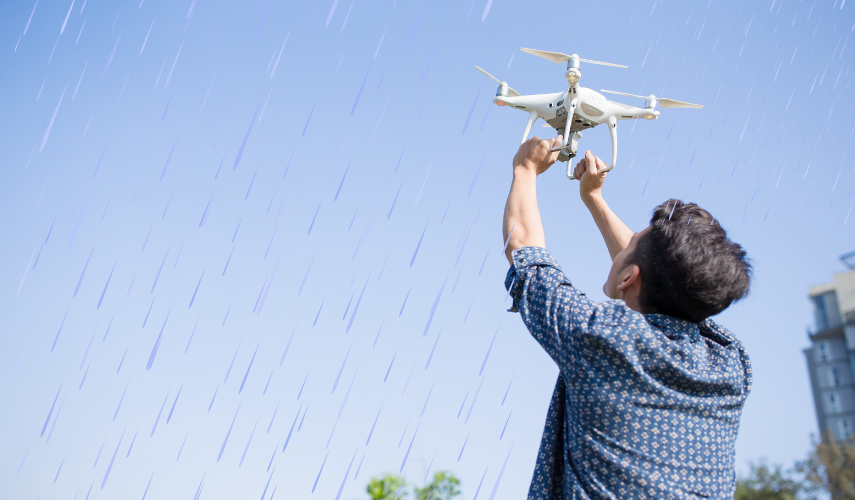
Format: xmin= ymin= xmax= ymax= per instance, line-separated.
xmin=572 ymin=150 xmax=608 ymax=202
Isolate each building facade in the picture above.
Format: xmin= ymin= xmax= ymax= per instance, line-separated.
xmin=803 ymin=259 xmax=855 ymax=441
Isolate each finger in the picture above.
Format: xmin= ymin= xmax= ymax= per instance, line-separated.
xmin=595 ymin=155 xmax=608 ymax=173
xmin=584 ymin=151 xmax=597 ymax=175
xmin=583 ymin=151 xmax=594 ymax=168
xmin=579 ymin=157 xmax=590 ymax=175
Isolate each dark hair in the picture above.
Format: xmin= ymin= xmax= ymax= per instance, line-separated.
xmin=623 ymin=199 xmax=752 ymax=323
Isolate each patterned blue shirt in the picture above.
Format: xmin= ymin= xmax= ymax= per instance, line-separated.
xmin=504 ymin=246 xmax=752 ymax=500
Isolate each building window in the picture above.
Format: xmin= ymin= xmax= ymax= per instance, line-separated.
xmin=812 ymin=292 xmax=841 ymax=332
xmin=827 ymin=392 xmax=840 ymax=414
xmin=829 ymin=366 xmax=842 ymax=386
xmin=841 ymin=419 xmax=853 ymax=439
xmin=814 ymin=295 xmax=829 ymax=331
xmin=818 ymin=341 xmax=830 ymax=362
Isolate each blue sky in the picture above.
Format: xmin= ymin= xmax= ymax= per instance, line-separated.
xmin=1 ymin=0 xmax=853 ymax=498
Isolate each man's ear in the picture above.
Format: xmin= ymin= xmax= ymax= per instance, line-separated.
xmin=616 ymin=264 xmax=641 ymax=291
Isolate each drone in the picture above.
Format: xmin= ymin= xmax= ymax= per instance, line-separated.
xmin=476 ymin=48 xmax=703 ymax=179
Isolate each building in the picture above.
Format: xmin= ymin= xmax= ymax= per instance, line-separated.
xmin=803 ymin=251 xmax=855 ymax=441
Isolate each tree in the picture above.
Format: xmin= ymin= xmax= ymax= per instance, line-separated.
xmin=367 ymin=473 xmax=410 ymax=500
xmin=413 ymin=471 xmax=462 ymax=500
xmin=795 ymin=431 xmax=855 ymax=500
xmin=734 ymin=459 xmax=801 ymax=500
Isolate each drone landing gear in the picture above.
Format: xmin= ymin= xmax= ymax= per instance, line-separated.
xmin=560 ymin=116 xmax=618 ymax=180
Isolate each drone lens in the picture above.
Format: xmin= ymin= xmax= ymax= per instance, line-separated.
xmin=574 ymin=119 xmax=582 ymax=123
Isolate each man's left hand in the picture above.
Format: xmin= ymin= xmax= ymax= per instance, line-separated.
xmin=512 ymin=135 xmax=563 ymax=176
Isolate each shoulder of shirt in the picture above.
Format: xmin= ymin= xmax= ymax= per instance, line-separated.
xmin=700 ymin=317 xmax=748 ymax=351
xmin=578 ymin=297 xmax=648 ymax=335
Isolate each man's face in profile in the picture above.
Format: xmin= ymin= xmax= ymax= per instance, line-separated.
xmin=603 ymin=226 xmax=649 ymax=300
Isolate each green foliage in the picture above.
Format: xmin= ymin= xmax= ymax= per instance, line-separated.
xmin=733 ymin=432 xmax=855 ymax=500
xmin=734 ymin=459 xmax=801 ymax=500
xmin=367 ymin=473 xmax=409 ymax=500
xmin=794 ymin=431 xmax=855 ymax=500
xmin=413 ymin=471 xmax=462 ymax=500
xmin=366 ymin=471 xmax=462 ymax=500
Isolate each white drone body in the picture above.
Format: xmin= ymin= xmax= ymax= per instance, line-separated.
xmin=477 ymin=48 xmax=703 ymax=179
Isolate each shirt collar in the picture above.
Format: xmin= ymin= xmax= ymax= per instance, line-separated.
xmin=643 ymin=313 xmax=736 ymax=347
xmin=643 ymin=313 xmax=701 ymax=341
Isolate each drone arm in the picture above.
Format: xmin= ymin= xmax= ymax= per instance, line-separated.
xmin=520 ymin=111 xmax=539 ymax=144
xmin=603 ymin=115 xmax=617 ymax=173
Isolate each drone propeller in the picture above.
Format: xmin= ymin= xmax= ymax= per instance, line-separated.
xmin=600 ymin=89 xmax=703 ymax=109
xmin=475 ymin=66 xmax=520 ymax=97
xmin=658 ymin=98 xmax=703 ymax=109
xmin=600 ymin=89 xmax=649 ymax=100
xmin=520 ymin=48 xmax=628 ymax=68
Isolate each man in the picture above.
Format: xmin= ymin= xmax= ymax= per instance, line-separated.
xmin=502 ymin=136 xmax=753 ymax=500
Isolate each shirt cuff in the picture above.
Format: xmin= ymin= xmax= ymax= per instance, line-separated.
xmin=504 ymin=246 xmax=563 ymax=313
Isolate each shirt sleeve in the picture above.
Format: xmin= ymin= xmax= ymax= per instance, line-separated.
xmin=504 ymin=246 xmax=601 ymax=367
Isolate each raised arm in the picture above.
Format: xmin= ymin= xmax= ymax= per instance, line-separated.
xmin=571 ymin=151 xmax=634 ymax=260
xmin=502 ymin=135 xmax=563 ymax=265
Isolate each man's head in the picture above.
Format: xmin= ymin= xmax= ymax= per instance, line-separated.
xmin=603 ymin=200 xmax=752 ymax=323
